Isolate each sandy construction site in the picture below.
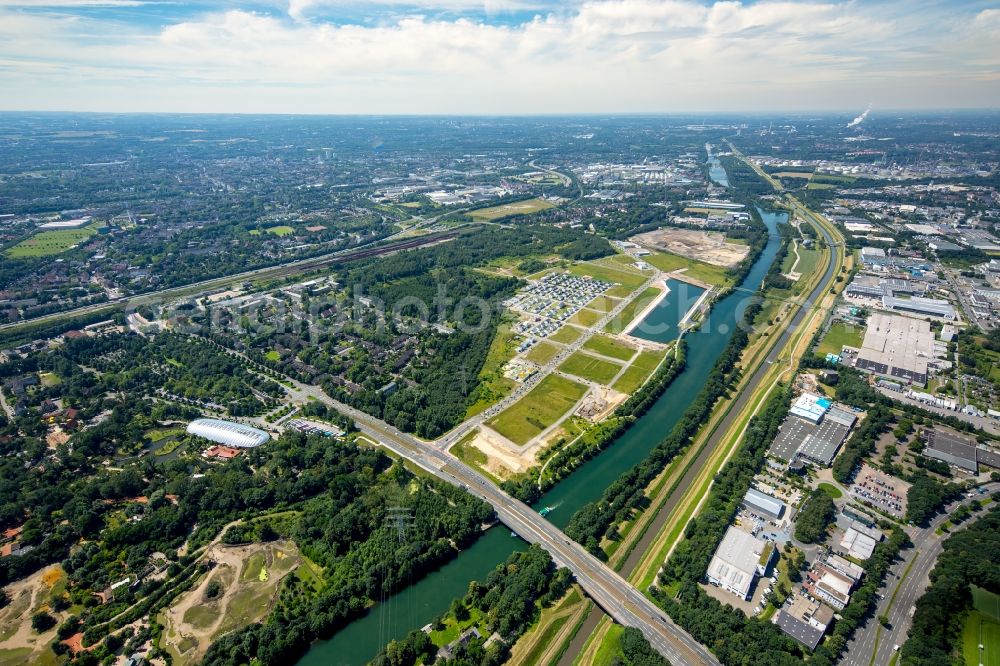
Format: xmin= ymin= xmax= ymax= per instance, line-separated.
xmin=632 ymin=228 xmax=749 ymax=267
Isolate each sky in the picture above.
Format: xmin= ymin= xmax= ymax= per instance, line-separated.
xmin=0 ymin=0 xmax=998 ymax=114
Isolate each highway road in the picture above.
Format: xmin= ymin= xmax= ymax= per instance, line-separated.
xmin=232 ymin=349 xmax=720 ymax=665
xmin=839 ymin=483 xmax=998 ymax=666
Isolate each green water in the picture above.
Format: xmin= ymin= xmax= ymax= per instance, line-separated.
xmin=300 ymin=210 xmax=787 ymax=665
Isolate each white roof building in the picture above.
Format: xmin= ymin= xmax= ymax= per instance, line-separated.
xmin=790 ymin=393 xmax=832 ymax=424
xmin=186 ymin=418 xmax=270 ymax=448
xmin=706 ymin=526 xmax=774 ymax=600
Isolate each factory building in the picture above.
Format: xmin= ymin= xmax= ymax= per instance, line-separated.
xmin=855 ymin=312 xmax=935 ymax=386
xmin=743 ymin=488 xmax=786 ymax=520
xmin=706 ymin=526 xmax=776 ymax=600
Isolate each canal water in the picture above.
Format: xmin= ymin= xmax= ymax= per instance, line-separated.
xmin=706 ymin=143 xmax=730 ymax=187
xmin=300 ymin=209 xmax=788 ymax=666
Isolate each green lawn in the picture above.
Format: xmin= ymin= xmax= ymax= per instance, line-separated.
xmin=611 ymin=350 xmax=664 ymax=395
xmin=550 ymin=325 xmax=584 ymax=344
xmin=467 ymin=197 xmax=554 ymax=221
xmin=585 ymin=294 xmax=620 ymax=313
xmin=5 ymin=224 xmax=98 ymax=258
xmin=38 ymin=371 xmax=61 ymax=387
xmin=559 ymin=351 xmax=623 ymax=385
xmin=643 ymin=251 xmax=732 ymax=288
xmin=816 ymin=322 xmax=864 ymax=356
xmin=604 ymin=286 xmax=660 ymax=335
xmin=582 ymin=334 xmax=636 ymax=362
xmin=963 ymin=610 xmax=1000 ymax=666
xmin=264 ymin=350 xmax=281 ymax=362
xmin=266 ymin=225 xmax=295 ymax=236
xmin=525 ymin=341 xmax=561 ymax=365
xmin=611 ymin=365 xmax=649 ymax=395
xmin=818 ymin=482 xmax=843 ymax=499
xmin=488 ymin=374 xmax=587 ymax=445
xmin=566 ymin=261 xmax=647 ymax=292
xmin=568 ymin=308 xmax=603 ymax=328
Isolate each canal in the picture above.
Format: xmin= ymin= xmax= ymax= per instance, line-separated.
xmin=300 ymin=209 xmax=788 ymax=665
xmin=706 ymin=143 xmax=730 ymax=187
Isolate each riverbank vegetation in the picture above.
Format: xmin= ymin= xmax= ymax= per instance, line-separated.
xmin=369 ymin=545 xmax=571 ymax=666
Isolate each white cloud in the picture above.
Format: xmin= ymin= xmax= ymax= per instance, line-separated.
xmin=0 ymin=0 xmax=997 ymax=113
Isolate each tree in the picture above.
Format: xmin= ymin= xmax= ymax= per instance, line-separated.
xmin=794 ymin=488 xmax=836 ymax=544
xmin=31 ymin=611 xmax=56 ymax=633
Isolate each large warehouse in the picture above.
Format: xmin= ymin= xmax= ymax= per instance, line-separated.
xmin=854 ymin=312 xmax=935 ymax=385
xmin=186 ymin=418 xmax=270 ymax=448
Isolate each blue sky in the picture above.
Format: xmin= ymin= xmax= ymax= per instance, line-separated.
xmin=0 ymin=0 xmax=997 ymax=113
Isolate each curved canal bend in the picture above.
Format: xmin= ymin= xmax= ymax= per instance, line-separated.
xmin=300 ymin=209 xmax=788 ymax=665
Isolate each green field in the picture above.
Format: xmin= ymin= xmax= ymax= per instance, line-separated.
xmin=567 ymin=261 xmax=647 ymax=291
xmin=816 ymin=322 xmax=864 ymax=356
xmin=525 ymin=340 xmax=561 ymax=365
xmin=5 ymin=224 xmax=98 ymax=258
xmin=488 ymin=374 xmax=587 ymax=445
xmin=568 ymin=308 xmax=603 ymax=328
xmin=265 ymin=225 xmax=295 ymax=236
xmin=264 ymin=350 xmax=281 ymax=362
xmin=582 ymin=334 xmax=636 ymax=362
xmin=559 ymin=351 xmax=623 ymax=385
xmin=586 ymin=294 xmax=619 ymax=314
xmin=604 ymin=286 xmax=660 ymax=335
xmin=467 ymin=197 xmax=554 ymax=221
xmin=643 ymin=251 xmax=732 ymax=288
xmin=817 ymin=482 xmax=843 ymax=499
xmin=550 ymin=325 xmax=584 ymax=344
xmin=963 ymin=610 xmax=1000 ymax=666
xmin=465 ymin=323 xmax=519 ymax=418
xmin=610 ymin=349 xmax=665 ymax=394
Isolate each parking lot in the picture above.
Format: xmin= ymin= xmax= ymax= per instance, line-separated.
xmin=849 ymin=463 xmax=909 ymax=518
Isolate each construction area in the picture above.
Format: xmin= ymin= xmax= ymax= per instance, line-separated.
xmin=631 ymin=228 xmax=749 ymax=268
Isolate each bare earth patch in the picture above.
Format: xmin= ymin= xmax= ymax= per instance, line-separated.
xmin=632 ymin=228 xmax=749 ymax=267
xmin=160 ymin=541 xmax=302 ymax=665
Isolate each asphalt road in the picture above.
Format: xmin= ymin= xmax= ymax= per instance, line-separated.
xmin=839 ymin=483 xmax=998 ymax=666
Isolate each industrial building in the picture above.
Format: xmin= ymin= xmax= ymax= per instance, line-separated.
xmin=768 ymin=401 xmax=856 ymax=467
xmin=790 ymin=393 xmax=832 ymax=424
xmin=743 ymin=488 xmax=786 ymax=520
xmin=839 ymin=522 xmax=882 ymax=560
xmin=854 ymin=312 xmax=936 ymax=385
xmin=774 ymin=597 xmax=834 ymax=651
xmin=38 ymin=217 xmax=91 ymax=230
xmin=881 ymin=295 xmax=956 ymax=320
xmin=186 ymin=418 xmax=270 ymax=448
xmin=924 ymin=428 xmax=1000 ymax=473
xmin=705 ymin=526 xmax=775 ymax=600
